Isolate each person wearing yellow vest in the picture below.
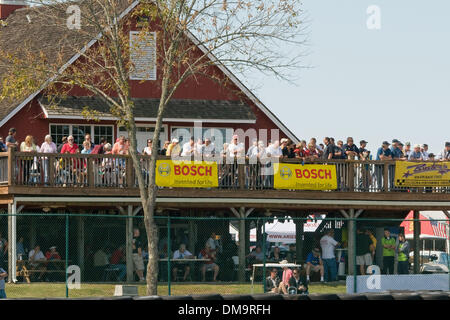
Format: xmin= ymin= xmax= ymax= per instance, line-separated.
xmin=397 ymin=233 xmax=410 ymax=274
xmin=381 ymin=229 xmax=396 ymax=274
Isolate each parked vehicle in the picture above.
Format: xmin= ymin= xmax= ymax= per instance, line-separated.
xmin=409 ymin=251 xmax=449 ymax=274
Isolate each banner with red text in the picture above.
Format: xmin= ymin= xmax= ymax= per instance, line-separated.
xmin=155 ymin=160 xmax=218 ymax=188
xmin=273 ymin=163 xmax=337 ymax=190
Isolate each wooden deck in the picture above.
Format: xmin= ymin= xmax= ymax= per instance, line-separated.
xmin=0 ymin=150 xmax=449 ymax=212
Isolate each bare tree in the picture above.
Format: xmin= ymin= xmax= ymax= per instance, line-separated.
xmin=0 ymin=0 xmax=307 ymax=294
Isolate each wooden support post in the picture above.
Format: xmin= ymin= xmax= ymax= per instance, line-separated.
xmin=77 ymin=216 xmax=85 ymax=281
xmin=7 ymin=203 xmax=13 ymax=283
xmin=188 ymin=219 xmax=195 ymax=254
xmin=126 ymin=205 xmax=134 ymax=282
xmin=295 ymin=219 xmax=304 ymax=265
xmin=126 ymin=157 xmax=134 ymax=188
xmin=7 ymin=147 xmax=14 ymax=186
xmin=347 ymin=162 xmax=355 ymax=192
xmin=238 ymin=163 xmax=245 ymax=190
xmin=347 ymin=210 xmax=356 ymax=276
xmin=413 ymin=210 xmax=421 ymax=274
xmin=48 ymin=155 xmax=55 ymax=186
xmin=86 ymin=157 xmax=94 ymax=187
xmin=383 ymin=162 xmax=389 ymax=192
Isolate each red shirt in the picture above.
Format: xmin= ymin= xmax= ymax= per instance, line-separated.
xmin=304 ymin=148 xmax=319 ymax=157
xmin=60 ymin=143 xmax=79 ymax=154
xmin=110 ymin=249 xmax=124 ymax=265
xmin=45 ymin=252 xmax=61 ymax=260
xmin=200 ymin=249 xmax=215 ymax=264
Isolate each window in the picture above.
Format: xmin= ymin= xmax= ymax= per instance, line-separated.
xmin=171 ymin=127 xmax=233 ymax=148
xmin=171 ymin=127 xmax=192 ymax=145
xmin=50 ymin=125 xmax=70 ymax=147
xmin=118 ymin=126 xmax=166 ymax=152
xmin=72 ymin=125 xmax=92 ymax=146
xmin=130 ymin=31 xmax=157 ymax=80
xmin=94 ymin=126 xmax=113 ymax=145
xmin=50 ymin=124 xmax=114 ymax=148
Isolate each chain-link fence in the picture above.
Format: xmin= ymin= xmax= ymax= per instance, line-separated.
xmin=0 ymin=213 xmax=449 ymax=298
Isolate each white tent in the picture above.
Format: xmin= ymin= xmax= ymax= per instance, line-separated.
xmin=229 ymin=215 xmax=326 ymax=243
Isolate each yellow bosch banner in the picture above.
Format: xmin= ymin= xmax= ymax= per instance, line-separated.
xmin=394 ymin=161 xmax=450 ymax=187
xmin=274 ymin=163 xmax=338 ymax=190
xmin=155 ymin=160 xmax=218 ymax=188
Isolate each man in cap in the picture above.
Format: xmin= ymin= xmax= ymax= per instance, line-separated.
xmin=403 ymin=142 xmax=412 ymax=158
xmin=343 ymin=137 xmax=359 ymax=160
xmin=376 ymin=141 xmax=393 ymax=190
xmin=166 ymin=138 xmax=180 ymax=157
xmin=437 ymin=142 xmax=450 ymax=161
xmin=358 ymin=140 xmax=370 ymax=160
xmin=305 ymin=247 xmax=324 ymax=282
xmin=409 ymin=144 xmax=423 ymax=160
xmin=5 ymin=127 xmax=18 ymax=149
xmin=421 ymin=144 xmax=429 ymax=160
xmin=391 ymin=139 xmax=404 ymax=160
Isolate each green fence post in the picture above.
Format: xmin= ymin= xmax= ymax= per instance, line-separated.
xmin=353 ymin=217 xmax=357 ymax=294
xmin=65 ymin=213 xmax=69 ymax=298
xmin=167 ymin=216 xmax=171 ymax=296
xmin=262 ymin=217 xmax=266 ymax=293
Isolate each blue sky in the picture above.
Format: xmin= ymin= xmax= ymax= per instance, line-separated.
xmin=252 ymin=0 xmax=450 ymax=154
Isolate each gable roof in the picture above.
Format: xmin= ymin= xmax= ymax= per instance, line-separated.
xmin=39 ymin=95 xmax=256 ymax=123
xmin=0 ymin=0 xmax=298 ymax=142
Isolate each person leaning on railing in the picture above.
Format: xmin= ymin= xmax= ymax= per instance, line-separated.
xmin=437 ymin=142 xmax=450 ymax=160
xmin=40 ymin=135 xmax=57 ymax=185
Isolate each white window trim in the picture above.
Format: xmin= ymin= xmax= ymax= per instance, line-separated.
xmin=118 ymin=123 xmax=168 ymax=141
xmin=49 ymin=123 xmax=115 ymax=144
xmin=170 ymin=126 xmax=234 ymax=141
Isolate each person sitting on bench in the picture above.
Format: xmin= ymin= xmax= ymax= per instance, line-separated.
xmin=28 ymin=245 xmax=47 ymax=281
xmin=172 ymin=244 xmax=194 ymax=281
xmin=305 ymin=247 xmax=324 ymax=282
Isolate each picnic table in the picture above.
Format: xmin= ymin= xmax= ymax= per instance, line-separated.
xmin=251 ymin=263 xmax=302 ymax=294
xmin=16 ymin=259 xmax=70 ymax=283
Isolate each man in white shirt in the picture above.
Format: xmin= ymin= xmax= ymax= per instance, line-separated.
xmin=228 ymin=135 xmax=244 ymax=158
xmin=172 ymin=244 xmax=194 ymax=281
xmin=203 ymin=138 xmax=215 ymax=159
xmin=437 ymin=142 xmax=450 ymax=160
xmin=181 ymin=136 xmax=195 ymax=157
xmin=421 ymin=144 xmax=429 ymax=160
xmin=320 ymin=230 xmax=339 ymax=282
xmin=28 ymin=245 xmax=47 ymax=281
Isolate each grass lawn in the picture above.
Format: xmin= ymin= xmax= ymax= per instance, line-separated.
xmin=5 ymin=281 xmax=346 ymax=298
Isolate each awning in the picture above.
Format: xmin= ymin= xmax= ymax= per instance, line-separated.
xmin=229 ymin=215 xmax=326 ymax=243
xmin=401 ymin=211 xmax=449 ymax=240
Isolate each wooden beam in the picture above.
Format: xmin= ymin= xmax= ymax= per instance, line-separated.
xmin=126 ymin=205 xmax=134 ymax=282
xmin=413 ymin=210 xmax=421 ymax=274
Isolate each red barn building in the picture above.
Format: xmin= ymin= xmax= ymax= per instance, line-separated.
xmin=0 ymin=0 xmax=298 ymax=151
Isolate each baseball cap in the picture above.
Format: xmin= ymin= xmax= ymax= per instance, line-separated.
xmin=405 ymin=142 xmax=411 ymax=146
xmin=382 ymin=141 xmax=390 ymax=146
xmin=49 ymin=246 xmax=57 ymax=249
xmin=9 ymin=127 xmax=16 ymax=133
xmin=446 ymin=142 xmax=450 ymax=147
xmin=414 ymin=144 xmax=420 ymax=149
xmin=171 ymin=138 xmax=179 ymax=143
xmin=232 ymin=135 xmax=238 ymax=140
xmin=392 ymin=139 xmax=400 ymax=144
xmin=360 ymin=140 xmax=368 ymax=144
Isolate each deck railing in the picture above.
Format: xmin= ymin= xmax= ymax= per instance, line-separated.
xmin=1 ymin=149 xmax=448 ymax=193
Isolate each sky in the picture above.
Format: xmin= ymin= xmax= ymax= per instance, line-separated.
xmin=251 ymin=0 xmax=450 ymax=155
